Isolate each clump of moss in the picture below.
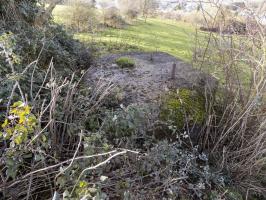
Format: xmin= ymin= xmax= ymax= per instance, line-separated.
xmin=115 ymin=57 xmax=135 ymax=68
xmin=160 ymin=88 xmax=206 ymax=128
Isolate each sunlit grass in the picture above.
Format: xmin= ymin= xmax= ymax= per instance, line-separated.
xmin=75 ymin=18 xmax=195 ymax=62
xmin=53 ymin=5 xmax=195 ymax=61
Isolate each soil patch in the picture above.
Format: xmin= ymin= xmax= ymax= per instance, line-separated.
xmin=86 ymin=52 xmax=217 ymax=105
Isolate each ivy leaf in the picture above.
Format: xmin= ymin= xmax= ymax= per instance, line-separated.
xmin=14 ymin=135 xmax=23 ymax=145
xmin=6 ymin=158 xmax=17 ymax=179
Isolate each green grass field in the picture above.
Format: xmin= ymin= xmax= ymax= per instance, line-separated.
xmin=52 ymin=5 xmax=195 ymax=61
xmin=75 ymin=19 xmax=195 ymax=61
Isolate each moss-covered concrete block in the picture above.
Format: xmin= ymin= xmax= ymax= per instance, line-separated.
xmin=160 ymin=88 xmax=206 ymax=128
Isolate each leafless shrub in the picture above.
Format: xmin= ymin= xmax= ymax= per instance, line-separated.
xmin=0 ymin=51 xmax=116 ymax=198
xmin=193 ymin=1 xmax=266 ymax=197
xmin=159 ymin=11 xmax=182 ymax=21
xmin=103 ymin=7 xmax=126 ymax=29
xmin=56 ymin=0 xmax=98 ymax=32
xmin=125 ymin=9 xmax=139 ymax=21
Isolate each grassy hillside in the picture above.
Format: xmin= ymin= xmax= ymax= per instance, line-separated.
xmin=52 ymin=5 xmax=195 ymax=61
xmin=76 ymin=19 xmax=195 ymax=61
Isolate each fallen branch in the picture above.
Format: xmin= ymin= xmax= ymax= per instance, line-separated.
xmin=1 ymin=149 xmax=139 ymax=190
xmin=70 ymin=149 xmax=137 ymax=195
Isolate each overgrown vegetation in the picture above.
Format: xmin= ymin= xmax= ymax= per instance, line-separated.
xmin=192 ymin=2 xmax=266 ymax=198
xmin=54 ymin=0 xmax=97 ymax=32
xmin=0 ymin=0 xmax=266 ymax=199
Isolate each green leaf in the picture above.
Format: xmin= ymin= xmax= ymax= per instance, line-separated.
xmin=14 ymin=135 xmax=23 ymax=145
xmin=12 ymin=101 xmax=23 ymax=108
xmin=6 ymin=162 xmax=17 ymax=179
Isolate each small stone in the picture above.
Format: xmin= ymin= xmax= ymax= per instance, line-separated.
xmin=100 ymin=176 xmax=108 ymax=182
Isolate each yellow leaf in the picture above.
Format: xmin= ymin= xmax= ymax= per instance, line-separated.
xmin=79 ymin=181 xmax=88 ymax=188
xmin=14 ymin=135 xmax=23 ymax=145
xmin=10 ymin=108 xmax=19 ymax=115
xmin=15 ymin=124 xmax=27 ymax=133
xmin=24 ymin=105 xmax=31 ymax=115
xmin=2 ymin=119 xmax=9 ymax=128
xmin=6 ymin=128 xmax=13 ymax=139
xmin=19 ymin=115 xmax=26 ymax=124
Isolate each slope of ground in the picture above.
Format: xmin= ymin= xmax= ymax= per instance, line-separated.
xmin=52 ymin=6 xmax=195 ymax=61
xmin=76 ymin=18 xmax=194 ymax=61
xmin=86 ymin=52 xmax=217 ymax=105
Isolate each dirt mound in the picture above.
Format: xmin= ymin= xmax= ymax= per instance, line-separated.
xmin=86 ymin=52 xmax=217 ymax=105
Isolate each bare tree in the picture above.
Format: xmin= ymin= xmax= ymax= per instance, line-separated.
xmin=140 ymin=0 xmax=159 ymax=22
xmin=56 ymin=0 xmax=97 ymax=32
xmin=117 ymin=0 xmax=140 ymax=20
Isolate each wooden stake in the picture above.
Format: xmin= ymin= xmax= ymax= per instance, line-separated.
xmin=171 ymin=63 xmax=176 ymax=79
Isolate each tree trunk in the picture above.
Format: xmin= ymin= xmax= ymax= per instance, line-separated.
xmin=34 ymin=0 xmax=63 ymax=27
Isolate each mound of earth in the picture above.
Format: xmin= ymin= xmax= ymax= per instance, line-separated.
xmin=86 ymin=52 xmax=217 ymax=105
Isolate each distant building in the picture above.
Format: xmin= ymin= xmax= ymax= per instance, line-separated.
xmin=159 ymin=0 xmax=179 ymax=11
xmin=226 ymin=2 xmax=245 ymax=11
xmin=64 ymin=0 xmax=95 ymax=5
xmin=159 ymin=0 xmax=201 ymax=12
xmin=95 ymin=0 xmax=116 ymax=9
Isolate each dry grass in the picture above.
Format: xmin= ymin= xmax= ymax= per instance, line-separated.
xmin=193 ymin=1 xmax=266 ymax=197
xmin=0 ymin=53 xmax=116 ymax=199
